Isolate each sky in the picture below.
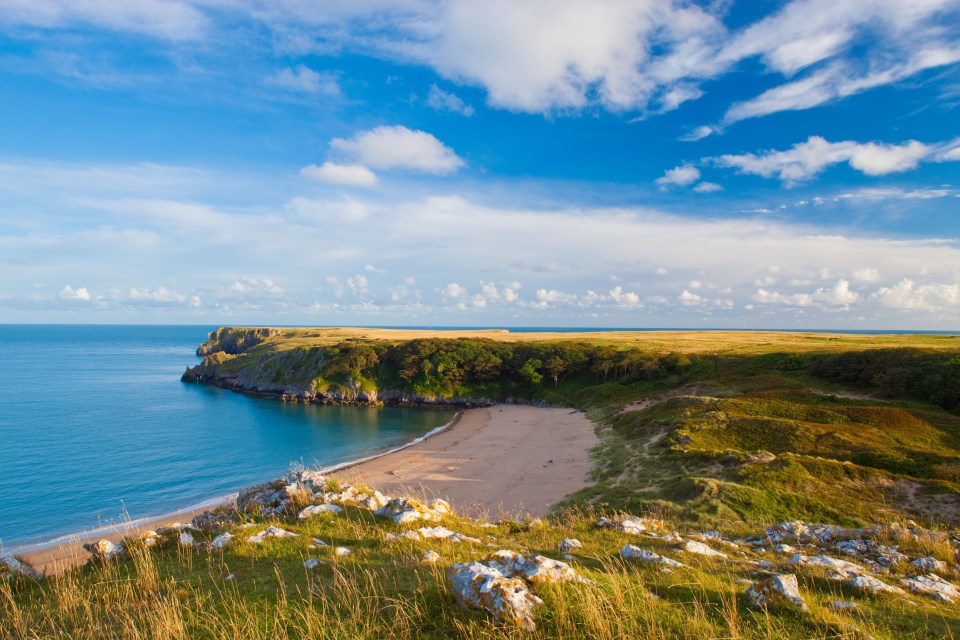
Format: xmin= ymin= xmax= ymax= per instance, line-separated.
xmin=1 ymin=0 xmax=959 ymax=329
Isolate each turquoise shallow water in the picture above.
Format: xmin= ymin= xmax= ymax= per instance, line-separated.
xmin=0 ymin=325 xmax=453 ymax=551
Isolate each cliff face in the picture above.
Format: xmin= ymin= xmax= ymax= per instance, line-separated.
xmin=196 ymin=327 xmax=281 ymax=356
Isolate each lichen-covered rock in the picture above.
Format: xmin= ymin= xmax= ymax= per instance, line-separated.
xmin=298 ymin=504 xmax=343 ymax=519
xmin=247 ymin=526 xmax=299 ymax=544
xmin=558 ymin=538 xmax=582 ymax=553
xmin=597 ymin=515 xmax=663 ymax=535
xmin=1 ymin=556 xmax=43 ymax=581
xmin=911 ymin=557 xmax=948 ymax=573
xmin=900 ymin=573 xmax=960 ymax=603
xmin=846 ymin=574 xmax=906 ymax=595
xmin=620 ymin=545 xmax=685 ymax=568
xmin=746 ymin=574 xmax=808 ymax=611
xmin=679 ymin=539 xmax=728 ymax=559
xmin=423 ymin=550 xmax=442 ymax=563
xmin=483 ymin=550 xmax=587 ymax=584
xmin=209 ymin=532 xmax=234 ymax=549
xmin=790 ymin=554 xmax=866 ymax=578
xmin=83 ymin=539 xmax=125 ymax=562
xmin=418 ymin=526 xmax=481 ymax=544
xmin=376 ymin=498 xmax=444 ymax=524
xmin=447 ymin=561 xmax=543 ymax=631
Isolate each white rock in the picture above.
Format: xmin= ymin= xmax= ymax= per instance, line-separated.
xmin=482 ymin=550 xmax=588 ymax=585
xmin=334 ymin=546 xmax=352 ymax=557
xmin=847 ymin=574 xmax=906 ymax=595
xmin=911 ymin=557 xmax=948 ymax=573
xmin=679 ymin=539 xmax=728 ymax=559
xmin=423 ymin=550 xmax=442 ymax=564
xmin=558 ymin=538 xmax=582 ymax=553
xmin=620 ymin=545 xmax=685 ymax=568
xmin=209 ymin=532 xmax=234 ymax=549
xmin=312 ymin=537 xmax=329 ymax=547
xmin=448 ymin=561 xmax=543 ymax=631
xmin=790 ymin=554 xmax=865 ymax=578
xmin=900 ymin=573 xmax=960 ymax=603
xmin=418 ymin=526 xmax=481 ymax=544
xmin=178 ymin=532 xmax=195 ymax=547
xmin=597 ymin=515 xmax=662 ymax=535
xmin=385 ymin=530 xmax=422 ymax=542
xmin=304 ymin=558 xmax=322 ymax=570
xmin=829 ymin=601 xmax=858 ymax=610
xmin=773 ymin=544 xmax=797 ymax=554
xmin=376 ymin=498 xmax=444 ymax=524
xmin=1 ymin=556 xmax=43 ymax=581
xmin=746 ymin=574 xmax=808 ymax=611
xmin=298 ymin=504 xmax=343 ymax=519
xmin=247 ymin=525 xmax=299 ymax=545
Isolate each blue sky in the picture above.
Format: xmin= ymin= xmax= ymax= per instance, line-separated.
xmin=1 ymin=1 xmax=959 ymax=329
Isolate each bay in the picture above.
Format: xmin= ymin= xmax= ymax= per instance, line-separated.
xmin=0 ymin=325 xmax=453 ymax=551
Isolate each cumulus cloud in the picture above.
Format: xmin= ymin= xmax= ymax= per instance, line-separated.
xmin=711 ymin=136 xmax=935 ymax=185
xmin=59 ymin=284 xmax=90 ymax=301
xmin=266 ymin=65 xmax=340 ymax=96
xmin=693 ymin=181 xmax=723 ymax=193
xmin=127 ymin=286 xmax=186 ymax=303
xmin=330 ymin=126 xmax=465 ymax=175
xmin=300 ymin=162 xmax=378 ymax=187
xmin=426 ymin=84 xmax=474 ymax=116
xmin=873 ymin=278 xmax=960 ymax=310
xmin=656 ymin=164 xmax=700 ymax=188
xmin=441 ymin=282 xmax=467 ymax=298
xmin=852 ymin=268 xmax=880 ymax=282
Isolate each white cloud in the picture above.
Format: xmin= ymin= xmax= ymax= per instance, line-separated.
xmin=59 ymin=284 xmax=90 ymax=301
xmin=753 ymin=288 xmax=813 ymax=307
xmin=711 ymin=136 xmax=936 ymax=185
xmin=265 ymin=65 xmax=340 ymax=96
xmin=679 ymin=289 xmax=703 ymax=306
xmin=300 ymin=162 xmax=378 ymax=187
xmin=654 ymin=267 xmax=668 ymax=275
xmin=836 ymin=187 xmax=956 ymax=201
xmin=330 ymin=126 xmax=465 ymax=175
xmin=442 ymin=282 xmax=467 ymax=298
xmin=814 ymin=279 xmax=859 ymax=307
xmin=693 ymin=181 xmax=723 ymax=193
xmin=127 ymin=286 xmax=186 ymax=303
xmin=873 ymin=278 xmax=960 ymax=311
xmin=852 ymin=268 xmax=880 ymax=283
xmin=427 ymin=84 xmax=474 ymax=116
xmin=680 ymin=125 xmax=715 ymax=142
xmin=364 ymin=264 xmax=385 ymax=274
xmin=609 ymin=286 xmax=642 ymax=307
xmin=656 ymin=164 xmax=700 ymax=188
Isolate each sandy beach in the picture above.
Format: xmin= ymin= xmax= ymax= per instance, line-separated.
xmin=14 ymin=404 xmax=596 ymax=575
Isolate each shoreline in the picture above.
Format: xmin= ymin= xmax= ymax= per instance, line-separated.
xmin=10 ymin=405 xmax=596 ymax=575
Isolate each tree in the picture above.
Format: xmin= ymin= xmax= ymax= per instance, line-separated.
xmin=519 ymin=358 xmax=543 ymax=385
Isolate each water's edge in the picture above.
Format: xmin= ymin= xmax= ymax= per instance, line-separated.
xmin=0 ymin=410 xmax=462 ymax=559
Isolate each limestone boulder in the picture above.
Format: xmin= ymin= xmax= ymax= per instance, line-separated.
xmin=846 ymin=574 xmax=905 ymax=595
xmin=900 ymin=574 xmax=960 ymax=603
xmin=1 ymin=556 xmax=43 ymax=581
xmin=376 ymin=498 xmax=444 ymax=524
xmin=679 ymin=540 xmax=728 ymax=559
xmin=298 ymin=504 xmax=343 ymax=519
xmin=448 ymin=561 xmax=543 ymax=631
xmin=620 ymin=545 xmax=685 ymax=568
xmin=746 ymin=574 xmax=808 ymax=611
xmin=247 ymin=526 xmax=299 ymax=545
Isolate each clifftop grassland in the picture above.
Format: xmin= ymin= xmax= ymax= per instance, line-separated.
xmin=5 ymin=327 xmax=960 ymax=638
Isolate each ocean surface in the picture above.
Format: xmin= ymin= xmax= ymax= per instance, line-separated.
xmin=0 ymin=325 xmax=454 ymax=552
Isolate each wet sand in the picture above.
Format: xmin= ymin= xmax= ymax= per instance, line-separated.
xmin=13 ymin=404 xmax=597 ymax=575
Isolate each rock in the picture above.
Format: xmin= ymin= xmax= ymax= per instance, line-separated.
xmin=483 ymin=550 xmax=587 ymax=585
xmin=83 ymin=539 xmax=125 ymax=562
xmin=423 ymin=550 xmax=442 ymax=564
xmin=312 ymin=537 xmax=329 ymax=547
xmin=846 ymin=574 xmax=906 ymax=595
xmin=448 ymin=561 xmax=543 ymax=631
xmin=156 ymin=522 xmax=195 ymax=536
xmin=773 ymin=544 xmax=797 ymax=554
xmin=356 ymin=490 xmax=390 ymax=511
xmin=334 ymin=546 xmax=352 ymax=557
xmin=1 ymin=556 xmax=43 ymax=581
xmin=758 ymin=560 xmax=777 ymax=570
xmin=191 ymin=508 xmax=240 ymax=532
xmin=620 ymin=545 xmax=685 ymax=568
xmin=558 ymin=538 xmax=582 ymax=553
xmin=209 ymin=532 xmax=234 ymax=549
xmin=247 ymin=526 xmax=299 ymax=544
xmin=900 ymin=573 xmax=960 ymax=603
xmin=384 ymin=531 xmax=422 ymax=542
xmin=304 ymin=558 xmax=322 ymax=570
xmin=911 ymin=556 xmax=948 ymax=573
xmin=178 ymin=532 xmax=195 ymax=547
xmin=375 ymin=498 xmax=444 ymax=524
xmin=298 ymin=504 xmax=343 ymax=519
xmin=418 ymin=526 xmax=481 ymax=544
xmin=829 ymin=601 xmax=858 ymax=610
xmin=746 ymin=574 xmax=808 ymax=611
xmin=429 ymin=499 xmax=452 ymax=515
xmin=790 ymin=554 xmax=865 ymax=578
xmin=679 ymin=540 xmax=728 ymax=559
xmin=835 ymin=539 xmax=869 ymax=556
xmin=597 ymin=515 xmax=663 ymax=535
xmin=236 ymin=480 xmax=287 ymax=515
xmin=140 ymin=530 xmax=160 ymax=547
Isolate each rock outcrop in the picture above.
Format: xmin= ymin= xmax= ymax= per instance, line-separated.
xmin=746 ymin=574 xmax=808 ymax=611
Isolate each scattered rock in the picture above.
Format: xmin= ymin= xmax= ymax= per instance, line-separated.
xmin=247 ymin=526 xmax=299 ymax=544
xmin=1 ymin=556 xmax=43 ymax=581
xmin=597 ymin=515 xmax=663 ymax=535
xmin=746 ymin=574 xmax=808 ymax=611
xmin=385 ymin=530 xmax=422 ymax=542
xmin=423 ymin=550 xmax=442 ymax=564
xmin=304 ymin=558 xmax=322 ymax=570
xmin=418 ymin=526 xmax=481 ymax=544
xmin=900 ymin=573 xmax=960 ymax=603
xmin=558 ymin=538 xmax=582 ymax=553
xmin=191 ymin=508 xmax=240 ymax=532
xmin=829 ymin=601 xmax=858 ymax=610
xmin=790 ymin=554 xmax=866 ymax=578
xmin=448 ymin=561 xmax=543 ymax=631
xmin=483 ymin=550 xmax=588 ymax=584
xmin=846 ymin=574 xmax=905 ymax=595
xmin=620 ymin=545 xmax=685 ymax=568
xmin=773 ymin=544 xmax=797 ymax=554
xmin=209 ymin=532 xmax=234 ymax=549
xmin=178 ymin=532 xmax=195 ymax=547
xmin=911 ymin=557 xmax=948 ymax=573
xmin=298 ymin=504 xmax=343 ymax=519
xmin=140 ymin=530 xmax=160 ymax=547
xmin=334 ymin=546 xmax=352 ymax=557
xmin=83 ymin=539 xmax=125 ymax=562
xmin=376 ymin=498 xmax=445 ymax=524
xmin=679 ymin=539 xmax=728 ymax=559
xmin=312 ymin=537 xmax=329 ymax=547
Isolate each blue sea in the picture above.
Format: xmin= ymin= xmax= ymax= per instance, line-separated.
xmin=0 ymin=325 xmax=454 ymax=552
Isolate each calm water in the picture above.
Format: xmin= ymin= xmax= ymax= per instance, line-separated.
xmin=0 ymin=325 xmax=453 ymax=551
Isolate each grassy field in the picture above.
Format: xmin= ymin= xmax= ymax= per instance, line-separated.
xmin=4 ymin=327 xmax=960 ymax=638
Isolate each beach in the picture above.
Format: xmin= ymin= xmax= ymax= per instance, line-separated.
xmin=16 ymin=404 xmax=597 ymax=575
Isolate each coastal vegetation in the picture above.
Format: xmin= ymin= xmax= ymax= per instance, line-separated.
xmin=4 ymin=327 xmax=960 ymax=638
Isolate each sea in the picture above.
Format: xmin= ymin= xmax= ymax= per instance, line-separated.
xmin=0 ymin=325 xmax=454 ymax=553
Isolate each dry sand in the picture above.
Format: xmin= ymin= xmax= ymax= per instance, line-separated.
xmin=13 ymin=404 xmax=596 ymax=575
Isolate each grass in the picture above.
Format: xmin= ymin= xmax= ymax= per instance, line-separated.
xmin=6 ymin=327 xmax=960 ymax=637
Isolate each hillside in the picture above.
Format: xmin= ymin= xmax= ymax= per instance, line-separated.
xmin=4 ymin=327 xmax=960 ymax=638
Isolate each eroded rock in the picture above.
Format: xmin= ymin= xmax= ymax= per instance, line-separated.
xmin=620 ymin=545 xmax=685 ymax=568
xmin=679 ymin=539 xmax=728 ymax=559
xmin=746 ymin=574 xmax=808 ymax=611
xmin=558 ymin=538 xmax=582 ymax=553
xmin=247 ymin=526 xmax=299 ymax=544
xmin=900 ymin=573 xmax=960 ymax=603
xmin=376 ymin=498 xmax=445 ymax=524
xmin=1 ymin=556 xmax=43 ymax=581
xmin=418 ymin=526 xmax=481 ymax=544
xmin=209 ymin=532 xmax=234 ymax=549
xmin=448 ymin=561 xmax=543 ymax=631
xmin=846 ymin=574 xmax=906 ymax=595
xmin=298 ymin=504 xmax=343 ymax=519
